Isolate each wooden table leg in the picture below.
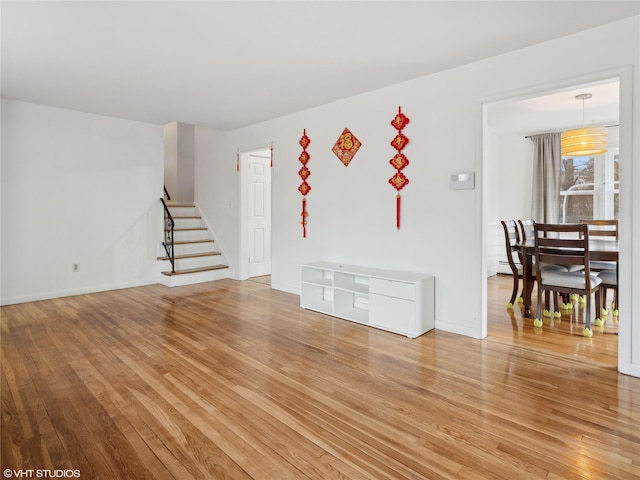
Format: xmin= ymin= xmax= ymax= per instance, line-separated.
xmin=521 ymin=246 xmax=534 ymax=318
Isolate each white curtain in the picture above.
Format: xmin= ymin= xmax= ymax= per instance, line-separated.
xmin=531 ymin=133 xmax=561 ymax=224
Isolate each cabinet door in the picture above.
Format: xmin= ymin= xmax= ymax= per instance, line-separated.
xmin=369 ymin=278 xmax=415 ymax=300
xmin=369 ymin=293 xmax=415 ymax=334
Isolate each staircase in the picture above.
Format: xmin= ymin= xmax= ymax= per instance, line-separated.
xmin=158 ymin=202 xmax=229 ymax=287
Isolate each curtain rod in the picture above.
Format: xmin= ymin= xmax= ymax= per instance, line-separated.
xmin=524 ymin=124 xmax=619 ymax=139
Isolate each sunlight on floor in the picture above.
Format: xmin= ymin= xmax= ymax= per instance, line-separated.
xmin=487 ymin=274 xmax=618 ymax=368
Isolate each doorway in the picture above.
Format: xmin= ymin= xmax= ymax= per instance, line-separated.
xmin=482 ymin=77 xmax=622 ymax=365
xmin=239 ymin=146 xmax=272 ymax=281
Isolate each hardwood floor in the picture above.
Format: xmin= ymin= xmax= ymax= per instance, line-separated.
xmin=1 ymin=276 xmax=638 ymax=479
xmin=247 ymin=275 xmax=271 ymax=286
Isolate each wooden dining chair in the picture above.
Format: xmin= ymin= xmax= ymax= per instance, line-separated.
xmin=502 ymin=219 xmax=556 ymax=312
xmin=522 ymin=218 xmax=583 ymax=275
xmin=580 ymin=219 xmax=618 ymax=314
xmin=518 ymin=218 xmax=535 ymax=243
xmin=579 ymin=219 xmax=618 ymax=270
xmin=533 ymin=223 xmax=602 ymax=337
xmin=500 ymin=220 xmax=525 ymax=308
xmin=597 ymin=269 xmax=618 ymax=316
xmin=579 ymin=219 xmax=618 ymax=239
xmin=516 ymin=219 xmax=570 ymax=315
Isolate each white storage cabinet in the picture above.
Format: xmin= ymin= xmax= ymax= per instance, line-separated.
xmin=300 ymin=262 xmax=434 ymax=338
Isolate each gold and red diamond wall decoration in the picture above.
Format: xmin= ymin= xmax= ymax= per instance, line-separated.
xmin=389 ymin=107 xmax=410 ymax=229
xmin=298 ymin=129 xmax=311 ymax=237
xmin=332 ymin=128 xmax=362 ymax=167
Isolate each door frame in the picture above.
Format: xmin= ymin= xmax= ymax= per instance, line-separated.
xmin=478 ymin=66 xmax=636 ymax=375
xmin=238 ymin=144 xmax=273 ymax=281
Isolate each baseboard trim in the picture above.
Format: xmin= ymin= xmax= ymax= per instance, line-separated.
xmin=0 ymin=280 xmax=156 ymax=306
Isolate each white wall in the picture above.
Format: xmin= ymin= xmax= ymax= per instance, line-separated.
xmin=196 ymin=78 xmax=491 ymax=339
xmin=1 ymin=100 xmax=163 ymax=304
xmin=193 ymin=126 xmax=237 ymax=278
xmin=193 ymin=17 xmax=639 ymax=375
xmin=493 ymin=135 xmax=534 ymax=222
xmin=488 ymin=133 xmax=534 ymax=274
xmin=164 ymin=121 xmax=195 ymax=203
xmin=163 ymin=121 xmax=178 ymax=200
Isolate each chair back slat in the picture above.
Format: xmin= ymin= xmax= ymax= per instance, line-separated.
xmin=538 ymin=252 xmax=586 ymax=266
xmin=537 ymin=237 xmax=586 ymax=249
xmin=579 ymin=219 xmax=618 ymax=239
xmin=518 ymin=219 xmax=535 ymax=243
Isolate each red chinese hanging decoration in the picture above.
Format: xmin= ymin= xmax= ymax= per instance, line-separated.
xmin=298 ymin=129 xmax=311 ymax=237
xmin=332 ymin=127 xmax=362 ymax=167
xmin=389 ymin=107 xmax=410 ymax=229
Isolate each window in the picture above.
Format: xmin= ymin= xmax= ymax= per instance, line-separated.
xmin=559 ymin=147 xmax=619 ymax=223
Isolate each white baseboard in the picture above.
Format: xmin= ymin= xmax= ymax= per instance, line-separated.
xmin=0 ymin=280 xmax=155 ymax=306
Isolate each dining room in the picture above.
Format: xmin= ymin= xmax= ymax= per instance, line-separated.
xmin=485 ymin=78 xmax=622 ymax=367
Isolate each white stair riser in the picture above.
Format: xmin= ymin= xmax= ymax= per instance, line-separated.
xmin=168 ymin=206 xmax=196 ymax=217
xmin=171 ymin=217 xmax=203 ymax=229
xmin=172 ymin=229 xmax=211 ymax=242
xmin=173 ymin=242 xmax=216 ymax=256
xmin=158 ymin=256 xmax=223 ymax=271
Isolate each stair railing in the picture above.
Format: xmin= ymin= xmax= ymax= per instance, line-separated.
xmin=160 ymin=197 xmax=175 ymax=273
xmin=164 ymin=186 xmax=171 ymax=201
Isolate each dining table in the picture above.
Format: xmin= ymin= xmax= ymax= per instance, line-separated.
xmin=518 ymin=237 xmax=619 ymax=318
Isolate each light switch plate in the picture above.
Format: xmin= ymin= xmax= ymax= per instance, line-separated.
xmin=450 ymin=171 xmax=475 ymax=190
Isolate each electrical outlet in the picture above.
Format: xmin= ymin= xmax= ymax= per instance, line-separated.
xmin=72 ymin=264 xmax=80 ymax=272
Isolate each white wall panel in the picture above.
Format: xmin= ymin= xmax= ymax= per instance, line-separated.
xmin=1 ymin=100 xmax=163 ymax=304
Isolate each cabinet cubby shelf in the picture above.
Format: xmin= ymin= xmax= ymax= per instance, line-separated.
xmin=300 ymin=262 xmax=434 ymax=338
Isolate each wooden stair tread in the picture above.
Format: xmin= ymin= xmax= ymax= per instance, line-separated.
xmin=161 ymin=265 xmax=228 ymax=276
xmin=157 ymin=252 xmax=221 ymax=261
xmin=173 ymin=239 xmax=215 ymax=245
xmin=165 ymin=202 xmax=195 ymax=207
xmin=171 ymin=227 xmax=208 ymax=232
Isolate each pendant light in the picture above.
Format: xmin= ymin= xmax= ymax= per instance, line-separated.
xmin=561 ymin=93 xmax=608 ymax=157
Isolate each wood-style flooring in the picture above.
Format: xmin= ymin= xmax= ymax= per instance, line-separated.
xmin=1 ymin=275 xmax=638 ymax=479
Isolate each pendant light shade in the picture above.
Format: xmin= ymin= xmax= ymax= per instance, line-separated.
xmin=561 ymin=126 xmax=608 ymax=156
xmin=561 ymin=93 xmax=608 ymax=157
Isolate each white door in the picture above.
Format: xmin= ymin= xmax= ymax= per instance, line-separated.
xmin=247 ymin=152 xmax=271 ymax=277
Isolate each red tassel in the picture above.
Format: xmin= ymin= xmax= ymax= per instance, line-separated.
xmin=396 ymin=194 xmax=401 ymax=230
xmin=302 ymin=197 xmax=307 ymax=238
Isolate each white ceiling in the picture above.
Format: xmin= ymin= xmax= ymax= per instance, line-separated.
xmin=487 ymin=79 xmax=620 ymax=136
xmin=1 ymin=1 xmax=638 ymax=131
